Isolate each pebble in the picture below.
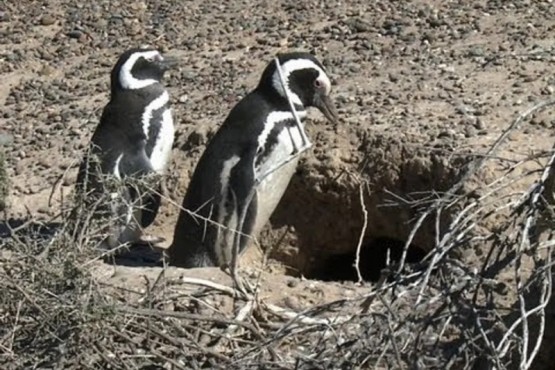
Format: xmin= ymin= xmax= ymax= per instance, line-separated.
xmin=67 ymin=30 xmax=83 ymax=39
xmin=283 ymin=296 xmax=302 ymax=310
xmin=287 ymin=278 xmax=299 ymax=288
xmin=38 ymin=157 xmax=51 ymax=169
xmin=37 ymin=206 xmax=50 ymax=214
xmin=40 ymin=15 xmax=56 ymax=26
xmin=181 ymin=125 xmax=212 ymax=150
xmin=39 ymin=65 xmax=56 ymax=76
xmin=464 ymin=125 xmax=477 ymax=138
xmin=474 ymin=118 xmax=485 ymax=130
xmin=346 ymin=18 xmax=372 ymax=33
xmin=0 ymin=133 xmax=13 ymax=146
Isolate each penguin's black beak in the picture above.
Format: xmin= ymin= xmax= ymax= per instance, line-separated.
xmin=313 ymin=92 xmax=339 ymax=124
xmin=159 ymin=56 xmax=179 ymax=71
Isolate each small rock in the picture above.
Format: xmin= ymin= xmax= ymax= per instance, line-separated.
xmin=455 ymin=105 xmax=472 ymax=115
xmin=542 ymin=85 xmax=555 ymax=95
xmin=464 ymin=126 xmax=477 ymax=138
xmin=474 ymin=118 xmax=485 ymax=130
xmin=67 ymin=30 xmax=83 ymax=39
xmin=40 ymin=15 xmax=56 ymax=26
xmin=283 ymin=296 xmax=302 ymax=310
xmin=437 ymin=129 xmax=455 ymax=139
xmin=287 ymin=279 xmax=299 ymax=288
xmin=181 ymin=125 xmax=212 ymax=149
xmin=460 ymin=115 xmax=476 ymax=127
xmin=38 ymin=157 xmax=51 ymax=168
xmin=39 ymin=65 xmax=55 ymax=76
xmin=439 ymin=64 xmax=456 ymax=73
xmin=468 ymin=47 xmax=485 ymax=57
xmin=78 ymin=33 xmax=89 ymax=43
xmin=0 ymin=133 xmax=13 ymax=146
xmin=15 ymin=162 xmax=25 ymax=175
xmin=28 ymin=184 xmax=40 ymax=195
xmin=346 ymin=18 xmax=372 ymax=33
xmin=37 ymin=206 xmax=50 ymax=214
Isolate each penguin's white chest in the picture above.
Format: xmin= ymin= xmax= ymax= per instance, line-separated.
xmin=256 ymin=126 xmax=304 ymax=181
xmin=142 ymin=91 xmax=175 ymax=174
xmin=251 ymin=111 xmax=308 ymax=238
xmin=255 ymin=111 xmax=307 ymax=182
xmin=149 ymin=108 xmax=174 ymax=174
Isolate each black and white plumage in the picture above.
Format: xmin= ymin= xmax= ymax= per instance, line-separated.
xmin=169 ymin=52 xmax=338 ymax=268
xmin=75 ymin=47 xmax=176 ymax=248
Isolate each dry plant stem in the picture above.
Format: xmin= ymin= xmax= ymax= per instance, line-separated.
xmin=107 ymin=326 xmax=188 ymax=370
xmin=523 ymin=256 xmax=551 ymax=369
xmin=116 ymin=306 xmax=260 ymax=334
xmin=165 ymin=320 xmax=232 ymax=363
xmin=180 ymin=276 xmax=237 ymax=296
xmin=377 ymin=294 xmax=402 ymax=367
xmin=396 ymin=98 xmax=555 ymax=276
xmin=48 ymin=156 xmax=80 ymax=208
xmin=8 ymin=299 xmax=22 ymax=353
xmin=227 ymin=300 xmax=256 ymax=336
xmin=273 ymin=56 xmax=310 ymax=150
xmin=355 ymin=181 xmax=368 ymax=284
xmin=265 ymin=302 xmax=352 ymax=327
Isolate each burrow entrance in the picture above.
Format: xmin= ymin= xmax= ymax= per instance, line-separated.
xmin=261 ymin=133 xmax=471 ymax=283
xmin=305 ymin=237 xmax=427 ymax=282
xmin=265 ymin=176 xmax=435 ymax=283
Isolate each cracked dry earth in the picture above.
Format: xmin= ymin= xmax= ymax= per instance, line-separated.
xmin=1 ymin=0 xmax=555 ymax=368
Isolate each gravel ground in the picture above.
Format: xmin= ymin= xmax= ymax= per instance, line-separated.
xmin=1 ymin=1 xmax=555 ymax=368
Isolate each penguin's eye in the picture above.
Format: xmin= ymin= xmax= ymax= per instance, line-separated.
xmin=145 ymin=54 xmax=162 ymax=63
xmin=314 ymin=79 xmax=323 ymax=89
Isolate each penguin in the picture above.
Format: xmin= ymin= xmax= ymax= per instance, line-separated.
xmin=169 ymin=51 xmax=338 ymax=268
xmin=75 ymin=47 xmax=176 ymax=249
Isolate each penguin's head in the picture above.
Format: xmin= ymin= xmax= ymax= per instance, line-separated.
xmin=259 ymin=52 xmax=339 ymax=124
xmin=111 ymin=47 xmax=177 ymax=92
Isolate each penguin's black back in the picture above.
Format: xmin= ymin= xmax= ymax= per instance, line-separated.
xmin=75 ymin=85 xmax=169 ymax=223
xmin=170 ymin=88 xmax=290 ymax=266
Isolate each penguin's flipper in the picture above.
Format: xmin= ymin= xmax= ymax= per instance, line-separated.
xmin=116 ymin=144 xmax=156 ymax=229
xmin=223 ymin=149 xmax=258 ymax=261
xmin=121 ymin=146 xmax=163 ymax=229
xmin=119 ymin=143 xmax=154 ymax=178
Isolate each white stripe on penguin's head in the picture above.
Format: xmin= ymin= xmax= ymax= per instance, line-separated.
xmin=272 ymin=58 xmax=331 ymax=106
xmin=119 ymin=50 xmax=163 ymax=90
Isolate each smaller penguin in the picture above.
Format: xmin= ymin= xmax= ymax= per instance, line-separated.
xmin=169 ymin=51 xmax=338 ymax=268
xmin=75 ymin=47 xmax=176 ymax=249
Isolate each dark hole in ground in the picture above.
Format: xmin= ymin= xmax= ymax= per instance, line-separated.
xmin=305 ymin=237 xmax=428 ymax=282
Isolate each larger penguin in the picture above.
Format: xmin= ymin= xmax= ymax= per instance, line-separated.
xmin=75 ymin=47 xmax=176 ymax=248
xmin=169 ymin=52 xmax=338 ymax=268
